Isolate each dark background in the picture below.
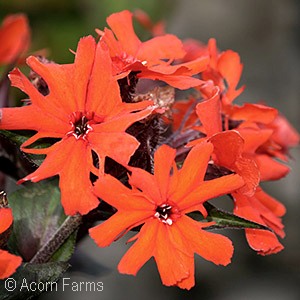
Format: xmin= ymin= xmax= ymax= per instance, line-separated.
xmin=1 ymin=0 xmax=299 ymax=299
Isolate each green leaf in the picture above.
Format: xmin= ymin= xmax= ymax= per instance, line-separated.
xmin=189 ymin=202 xmax=270 ymax=231
xmin=0 ymin=262 xmax=69 ymax=300
xmin=0 ymin=130 xmax=51 ymax=167
xmin=7 ymin=179 xmax=77 ymax=263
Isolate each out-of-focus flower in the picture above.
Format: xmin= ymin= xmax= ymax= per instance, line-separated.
xmin=0 ymin=14 xmax=30 ymax=66
xmin=133 ymin=9 xmax=166 ymax=37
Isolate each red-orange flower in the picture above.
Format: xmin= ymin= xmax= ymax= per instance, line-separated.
xmin=250 ymin=114 xmax=300 ymax=166
xmin=171 ymin=82 xmax=220 ymax=133
xmin=226 ymin=102 xmax=299 ymax=180
xmin=232 ymin=188 xmax=285 ymax=255
xmin=267 ymin=114 xmax=300 ymax=158
xmin=185 ymin=86 xmax=259 ymax=196
xmin=208 ymin=131 xmax=260 ymax=196
xmin=181 ymin=39 xmax=208 ymax=63
xmin=98 ymin=10 xmax=209 ymax=89
xmin=90 ymin=143 xmax=244 ymax=289
xmin=193 ymin=86 xmax=293 ymax=181
xmin=0 ymin=36 xmax=153 ymax=215
xmin=177 ymin=38 xmax=244 ymax=103
xmin=0 ymin=14 xmax=30 ymax=66
xmin=187 ymin=93 xmax=290 ymax=254
xmin=133 ymin=9 xmax=166 ymax=37
xmin=0 ymin=207 xmax=22 ymax=279
xmin=172 ymin=97 xmax=198 ymax=132
xmin=201 ymin=38 xmax=245 ymax=105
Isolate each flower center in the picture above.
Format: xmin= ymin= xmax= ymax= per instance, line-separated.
xmin=68 ymin=111 xmax=98 ymax=140
xmin=154 ymin=203 xmax=180 ymax=226
xmin=74 ymin=116 xmax=90 ymax=137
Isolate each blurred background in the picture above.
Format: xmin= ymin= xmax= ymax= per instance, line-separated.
xmin=1 ymin=0 xmax=299 ymax=299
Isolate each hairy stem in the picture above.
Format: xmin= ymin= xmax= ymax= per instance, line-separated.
xmin=30 ymin=214 xmax=82 ymax=264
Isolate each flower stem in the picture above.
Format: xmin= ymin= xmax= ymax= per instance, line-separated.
xmin=30 ymin=214 xmax=82 ymax=264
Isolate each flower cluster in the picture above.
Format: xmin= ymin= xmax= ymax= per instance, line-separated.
xmin=0 ymin=10 xmax=299 ymax=289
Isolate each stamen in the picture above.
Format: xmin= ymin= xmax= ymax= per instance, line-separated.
xmin=74 ymin=116 xmax=90 ymax=137
xmin=67 ymin=111 xmax=96 ymax=140
xmin=154 ymin=203 xmax=177 ymax=225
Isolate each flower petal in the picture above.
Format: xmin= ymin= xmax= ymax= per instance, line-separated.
xmin=196 ymin=87 xmax=222 ymax=136
xmin=249 ymin=193 xmax=285 ymax=238
xmin=9 ymin=68 xmax=65 ymax=120
xmin=88 ymin=131 xmax=140 ymax=167
xmin=118 ymin=219 xmax=158 ymax=275
xmin=95 ymin=106 xmax=153 ymax=132
xmin=169 ymin=142 xmax=213 ymax=203
xmin=20 ymin=137 xmax=98 ymax=215
xmin=0 ymin=106 xmax=69 ymax=133
xmin=217 ymin=50 xmax=245 ymax=104
xmin=93 ymin=174 xmax=155 ymax=211
xmin=73 ymin=36 xmax=96 ymax=111
xmin=106 ymin=10 xmax=141 ymax=55
xmin=26 ymin=56 xmax=75 ymax=115
xmin=0 ymin=208 xmax=13 ymax=233
xmin=245 ymin=229 xmax=284 ymax=255
xmin=99 ymin=28 xmax=122 ymax=57
xmin=129 ymin=168 xmax=162 ymax=204
xmin=255 ymin=187 xmax=286 ymax=217
xmin=209 ymin=131 xmax=260 ymax=196
xmin=238 ymin=127 xmax=273 ymax=153
xmin=178 ymin=174 xmax=244 ymax=212
xmin=233 ymin=192 xmax=284 ymax=255
xmin=153 ymin=145 xmax=176 ymax=203
xmin=176 ymin=216 xmax=233 ymax=265
xmin=255 ymin=154 xmax=290 ymax=181
xmin=19 ymin=138 xmax=74 ymax=183
xmin=138 ymin=34 xmax=185 ymax=63
xmin=209 ymin=131 xmax=244 ymax=167
xmin=0 ymin=14 xmax=30 ymax=65
xmin=176 ymin=265 xmax=195 ymax=290
xmin=85 ymin=41 xmax=123 ymax=116
xmin=154 ymin=221 xmax=191 ymax=287
xmin=140 ymin=70 xmax=205 ymax=90
xmin=234 ymin=156 xmax=260 ymax=196
xmin=59 ymin=139 xmax=99 ymax=215
xmin=0 ymin=250 xmax=22 ymax=279
xmin=89 ymin=211 xmax=150 ymax=247
xmin=230 ymin=104 xmax=278 ymax=124
xmin=271 ymin=114 xmax=300 ymax=148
